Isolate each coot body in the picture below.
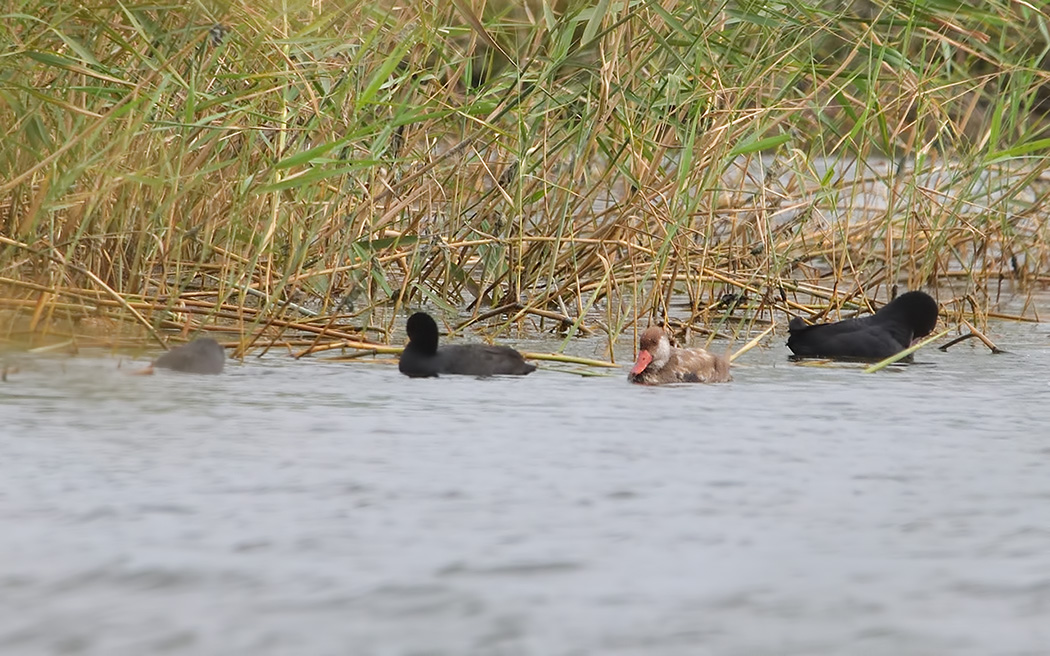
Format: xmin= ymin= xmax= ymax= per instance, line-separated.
xmin=399 ymin=312 xmax=535 ymax=378
xmin=628 ymin=327 xmax=731 ymax=385
xmin=787 ymin=291 xmax=939 ymax=360
xmin=153 ymin=338 xmax=225 ymax=374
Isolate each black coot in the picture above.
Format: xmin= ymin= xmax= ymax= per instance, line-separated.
xmin=398 ymin=312 xmax=536 ymax=377
xmin=787 ymin=291 xmax=939 ymax=360
xmin=153 ymin=338 xmax=226 ymax=374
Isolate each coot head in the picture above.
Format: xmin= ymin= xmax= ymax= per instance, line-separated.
xmin=405 ymin=312 xmax=440 ymax=355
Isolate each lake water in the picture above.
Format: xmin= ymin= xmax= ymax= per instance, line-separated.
xmin=1 ymin=321 xmax=1049 ymax=656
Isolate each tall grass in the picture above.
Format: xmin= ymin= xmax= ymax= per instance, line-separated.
xmin=1 ymin=0 xmax=1048 ymax=354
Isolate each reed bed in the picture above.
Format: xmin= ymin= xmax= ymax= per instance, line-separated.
xmin=2 ymin=0 xmax=1049 ymax=360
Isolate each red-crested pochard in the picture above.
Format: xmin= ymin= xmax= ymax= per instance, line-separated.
xmin=628 ymin=327 xmax=731 ymax=385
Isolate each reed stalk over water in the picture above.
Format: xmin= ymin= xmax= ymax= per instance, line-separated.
xmin=2 ymin=0 xmax=1048 ymax=356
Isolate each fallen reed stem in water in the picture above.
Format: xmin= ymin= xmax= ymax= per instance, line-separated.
xmin=518 ymin=352 xmax=621 ymax=368
xmin=730 ymin=326 xmax=776 ymax=363
xmin=942 ymin=319 xmax=1005 ymax=354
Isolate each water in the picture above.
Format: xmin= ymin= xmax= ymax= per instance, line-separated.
xmin=2 ymin=323 xmax=1049 ymax=656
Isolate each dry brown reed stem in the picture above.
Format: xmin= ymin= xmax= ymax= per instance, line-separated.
xmin=518 ymin=352 xmax=620 ymax=368
xmin=293 ymin=339 xmax=401 ymax=359
xmin=937 ymin=333 xmax=984 ymax=352
xmin=0 ymin=235 xmax=167 ymax=347
xmin=985 ymin=311 xmax=1039 ymax=323
xmin=953 ymin=318 xmax=1005 ymax=354
xmin=730 ymin=325 xmax=776 ymax=362
xmin=457 ymin=303 xmax=593 ymax=335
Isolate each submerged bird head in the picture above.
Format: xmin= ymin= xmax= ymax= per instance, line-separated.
xmin=878 ymin=291 xmax=939 ymax=338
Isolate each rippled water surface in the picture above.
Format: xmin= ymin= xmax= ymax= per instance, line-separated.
xmin=2 ymin=323 xmax=1049 ymax=656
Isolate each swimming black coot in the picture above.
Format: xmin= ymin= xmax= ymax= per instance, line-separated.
xmin=398 ymin=312 xmax=536 ymax=377
xmin=787 ymin=291 xmax=939 ymax=360
xmin=628 ymin=327 xmax=731 ymax=385
xmin=153 ymin=338 xmax=226 ymax=374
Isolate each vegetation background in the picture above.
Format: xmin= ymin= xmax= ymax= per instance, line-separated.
xmin=2 ymin=0 xmax=1048 ymax=358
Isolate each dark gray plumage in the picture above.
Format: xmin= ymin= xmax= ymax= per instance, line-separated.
xmin=787 ymin=291 xmax=939 ymax=360
xmin=153 ymin=338 xmax=225 ymax=374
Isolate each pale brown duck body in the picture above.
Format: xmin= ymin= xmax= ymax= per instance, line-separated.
xmin=628 ymin=327 xmax=731 ymax=385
